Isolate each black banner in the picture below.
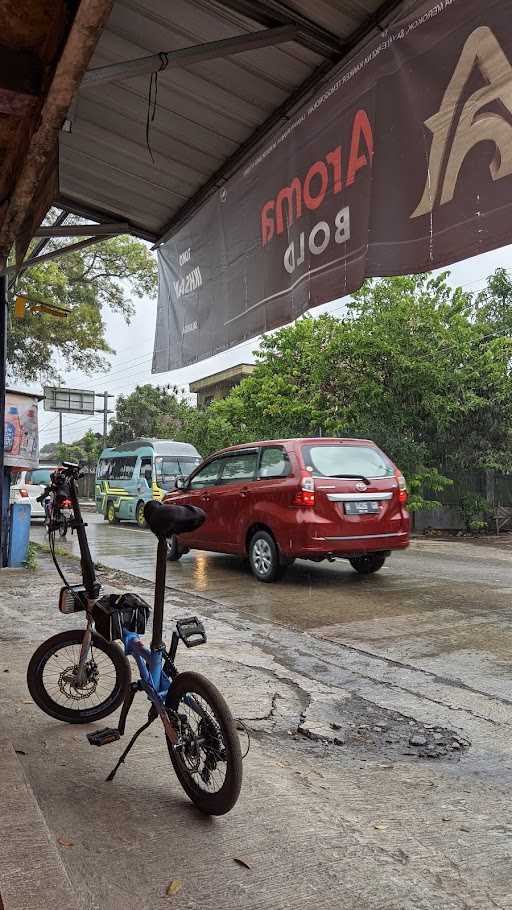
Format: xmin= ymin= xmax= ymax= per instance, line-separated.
xmin=153 ymin=0 xmax=512 ymax=371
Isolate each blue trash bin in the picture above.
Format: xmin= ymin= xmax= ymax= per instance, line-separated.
xmin=8 ymin=501 xmax=31 ymax=567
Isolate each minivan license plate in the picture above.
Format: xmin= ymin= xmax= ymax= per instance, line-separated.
xmin=344 ymin=501 xmax=380 ymax=515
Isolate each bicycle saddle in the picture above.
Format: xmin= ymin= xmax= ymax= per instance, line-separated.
xmin=143 ymin=500 xmax=205 ymax=537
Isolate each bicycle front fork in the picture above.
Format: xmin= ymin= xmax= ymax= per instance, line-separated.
xmin=75 ymin=616 xmax=94 ymax=686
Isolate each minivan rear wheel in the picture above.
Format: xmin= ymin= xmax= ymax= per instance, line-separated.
xmin=167 ymin=534 xmax=188 ymax=561
xmin=349 ymin=553 xmax=386 ymax=575
xmin=249 ymin=531 xmax=284 ymax=583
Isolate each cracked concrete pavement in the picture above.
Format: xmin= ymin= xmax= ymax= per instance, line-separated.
xmin=2 ymin=530 xmax=512 ymax=908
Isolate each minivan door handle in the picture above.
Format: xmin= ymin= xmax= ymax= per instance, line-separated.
xmin=201 ymin=494 xmax=211 ymax=502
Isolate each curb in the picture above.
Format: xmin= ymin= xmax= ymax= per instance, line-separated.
xmin=0 ymin=739 xmax=80 ymax=910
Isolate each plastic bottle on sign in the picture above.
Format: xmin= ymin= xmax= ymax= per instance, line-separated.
xmin=4 ymin=407 xmax=22 ymax=455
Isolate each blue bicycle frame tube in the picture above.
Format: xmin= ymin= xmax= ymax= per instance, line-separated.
xmin=123 ymin=631 xmax=171 ymax=699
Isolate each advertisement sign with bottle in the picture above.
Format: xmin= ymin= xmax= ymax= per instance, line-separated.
xmin=4 ymin=390 xmax=40 ymax=470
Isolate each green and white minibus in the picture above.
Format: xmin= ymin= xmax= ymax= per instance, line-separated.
xmin=95 ymin=438 xmax=202 ymax=526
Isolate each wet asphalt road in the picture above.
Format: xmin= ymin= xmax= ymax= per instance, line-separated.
xmin=18 ymin=514 xmax=512 ymax=909
xmin=31 ymin=512 xmax=512 ymax=704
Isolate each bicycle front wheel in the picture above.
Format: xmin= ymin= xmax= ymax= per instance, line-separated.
xmin=27 ymin=630 xmax=130 ymax=724
xmin=166 ymin=671 xmax=242 ymax=815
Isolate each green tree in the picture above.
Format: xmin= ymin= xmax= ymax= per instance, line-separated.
xmin=109 ymin=384 xmax=189 ymax=445
xmin=53 ymin=430 xmax=104 ymax=465
xmin=178 ymin=394 xmax=249 ymax=456
xmin=8 ymin=220 xmax=157 ymax=383
xmin=183 ymin=271 xmax=512 ymax=509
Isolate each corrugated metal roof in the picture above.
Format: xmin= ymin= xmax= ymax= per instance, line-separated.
xmin=58 ymin=0 xmax=403 ymax=240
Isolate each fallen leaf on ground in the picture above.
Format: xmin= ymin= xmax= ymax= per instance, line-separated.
xmin=233 ymin=857 xmax=251 ymax=870
xmin=373 ymin=825 xmax=388 ymax=831
xmin=15 ymin=749 xmax=26 ymax=755
xmin=165 ymin=880 xmax=182 ymax=897
xmin=57 ymin=837 xmax=74 ymax=848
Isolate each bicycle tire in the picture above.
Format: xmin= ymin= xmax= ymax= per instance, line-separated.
xmin=27 ymin=629 xmax=130 ymax=724
xmin=165 ymin=671 xmax=242 ymax=815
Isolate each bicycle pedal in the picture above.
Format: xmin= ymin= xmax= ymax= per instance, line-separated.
xmin=176 ymin=616 xmax=207 ymax=648
xmin=87 ymin=728 xmax=121 ymax=747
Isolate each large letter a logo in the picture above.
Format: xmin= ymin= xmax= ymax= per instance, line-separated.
xmin=411 ymin=26 xmax=512 ymax=219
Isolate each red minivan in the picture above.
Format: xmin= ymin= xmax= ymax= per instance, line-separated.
xmin=163 ymin=438 xmax=410 ymax=582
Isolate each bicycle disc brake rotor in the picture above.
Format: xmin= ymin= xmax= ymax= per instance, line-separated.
xmin=58 ymin=661 xmax=99 ymax=701
xmin=198 ymin=717 xmax=225 ymax=783
xmin=179 ymin=709 xmax=225 ymax=785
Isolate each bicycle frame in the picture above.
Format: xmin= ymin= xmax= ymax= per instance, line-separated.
xmin=120 ymin=537 xmax=179 ymax=743
xmin=63 ymin=474 xmax=181 ymax=742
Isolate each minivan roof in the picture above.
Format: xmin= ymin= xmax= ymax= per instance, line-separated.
xmin=99 ymin=439 xmax=201 ymax=457
xmin=210 ymin=437 xmax=376 ymax=455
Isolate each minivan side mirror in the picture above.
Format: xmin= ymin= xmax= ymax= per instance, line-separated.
xmin=174 ymin=475 xmax=189 ymax=491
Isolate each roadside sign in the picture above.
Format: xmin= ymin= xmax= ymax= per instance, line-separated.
xmin=43 ymin=386 xmax=95 ymax=415
xmin=4 ymin=389 xmax=41 ymax=470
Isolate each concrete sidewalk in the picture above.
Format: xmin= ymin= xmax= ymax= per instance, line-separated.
xmin=0 ymin=737 xmax=80 ymax=910
xmin=1 ymin=552 xmax=512 ymax=909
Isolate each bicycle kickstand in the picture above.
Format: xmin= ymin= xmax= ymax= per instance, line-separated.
xmin=106 ymin=704 xmax=158 ymax=782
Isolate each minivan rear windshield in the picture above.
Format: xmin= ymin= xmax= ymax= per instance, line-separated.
xmin=302 ymin=445 xmax=394 ymax=479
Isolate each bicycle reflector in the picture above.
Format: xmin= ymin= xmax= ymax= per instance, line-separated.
xmin=59 ymin=585 xmax=87 ymax=614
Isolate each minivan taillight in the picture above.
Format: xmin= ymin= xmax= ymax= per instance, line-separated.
xmin=19 ymin=488 xmax=29 ymax=498
xmin=396 ymin=473 xmax=408 ymax=504
xmin=293 ymin=474 xmax=315 ymax=507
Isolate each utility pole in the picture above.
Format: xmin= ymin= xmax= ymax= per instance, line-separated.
xmin=59 ymin=411 xmax=63 ymax=445
xmin=95 ymin=391 xmax=113 ymax=446
xmin=0 ymin=273 xmax=7 ymax=566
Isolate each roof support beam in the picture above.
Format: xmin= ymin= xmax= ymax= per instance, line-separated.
xmin=57 ymin=195 xmax=158 ymax=243
xmin=34 ymin=222 xmax=130 ymax=237
xmin=1 ymin=235 xmax=118 ymax=277
xmin=209 ymin=0 xmax=344 ymax=58
xmin=8 ymin=210 xmax=69 ymax=293
xmin=82 ymin=25 xmax=300 ymax=87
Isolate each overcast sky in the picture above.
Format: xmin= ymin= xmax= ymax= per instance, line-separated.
xmin=36 ymin=243 xmax=512 ymax=449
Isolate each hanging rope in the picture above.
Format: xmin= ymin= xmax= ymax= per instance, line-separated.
xmin=145 ymin=53 xmax=169 ymax=165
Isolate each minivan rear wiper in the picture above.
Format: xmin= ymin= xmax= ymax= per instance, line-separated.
xmin=330 ymin=474 xmax=371 ymax=484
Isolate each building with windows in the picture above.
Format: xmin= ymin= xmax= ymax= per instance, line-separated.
xmin=189 ymin=364 xmax=255 ymax=408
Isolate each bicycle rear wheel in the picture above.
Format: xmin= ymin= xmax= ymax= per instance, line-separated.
xmin=27 ymin=629 xmax=130 ymax=724
xmin=165 ymin=671 xmax=242 ymax=815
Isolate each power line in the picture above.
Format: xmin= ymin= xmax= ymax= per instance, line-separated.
xmin=39 ymin=415 xmax=60 ymax=433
